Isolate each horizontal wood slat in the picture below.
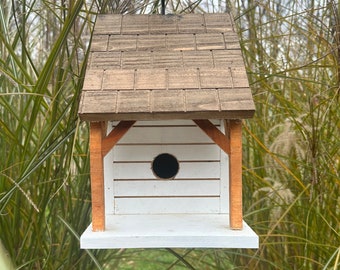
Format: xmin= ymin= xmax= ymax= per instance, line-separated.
xmin=113 ymin=144 xmax=220 ymax=161
xmin=93 ymin=14 xmax=234 ymax=35
xmin=88 ymin=52 xmax=245 ymax=70
xmin=113 ymin=180 xmax=220 ymax=197
xmin=79 ymin=88 xmax=255 ymax=121
xmin=112 ymin=162 xmax=221 ymax=179
xmin=91 ymin=33 xmax=242 ymax=52
xmin=116 ymin=125 xmax=216 ymax=144
xmin=114 ymin=197 xmax=221 ymax=214
xmin=102 ymin=120 xmax=230 ymax=215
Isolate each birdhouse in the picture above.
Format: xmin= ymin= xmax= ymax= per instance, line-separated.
xmin=79 ymin=13 xmax=258 ymax=249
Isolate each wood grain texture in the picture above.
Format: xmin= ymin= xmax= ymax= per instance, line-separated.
xmin=226 ymin=119 xmax=243 ymax=230
xmin=89 ymin=122 xmax=105 ymax=231
xmin=78 ymin=13 xmax=255 ymax=121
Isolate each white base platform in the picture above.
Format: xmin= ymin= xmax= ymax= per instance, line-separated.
xmin=80 ymin=214 xmax=259 ymax=249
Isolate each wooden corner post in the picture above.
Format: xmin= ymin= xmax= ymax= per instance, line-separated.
xmin=90 ymin=121 xmax=106 ymax=231
xmin=225 ymin=119 xmax=243 ymax=230
xmin=89 ymin=120 xmax=135 ymax=232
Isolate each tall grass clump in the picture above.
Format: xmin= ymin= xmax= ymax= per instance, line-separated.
xmin=0 ymin=0 xmax=120 ymax=268
xmin=231 ymin=0 xmax=340 ymax=269
xmin=0 ymin=0 xmax=339 ymax=269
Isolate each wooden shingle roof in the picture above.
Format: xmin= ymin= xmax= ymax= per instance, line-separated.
xmin=78 ymin=13 xmax=255 ymax=121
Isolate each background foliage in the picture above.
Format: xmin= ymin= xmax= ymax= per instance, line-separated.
xmin=0 ymin=0 xmax=339 ymax=269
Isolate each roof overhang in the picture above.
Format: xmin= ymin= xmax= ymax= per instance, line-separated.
xmin=79 ymin=14 xmax=255 ymax=121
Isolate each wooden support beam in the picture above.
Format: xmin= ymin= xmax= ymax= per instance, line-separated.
xmin=194 ymin=119 xmax=243 ymax=229
xmin=101 ymin=121 xmax=136 ymax=157
xmin=193 ymin=119 xmax=229 ymax=154
xmin=225 ymin=119 xmax=243 ymax=230
xmin=90 ymin=122 xmax=106 ymax=231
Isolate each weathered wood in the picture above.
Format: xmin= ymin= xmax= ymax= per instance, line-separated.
xmin=105 ymin=33 xmax=241 ymax=52
xmin=135 ymin=69 xmax=167 ymax=90
xmin=89 ymin=50 xmax=246 ymax=69
xmin=148 ymin=15 xmax=179 ymax=33
xmin=93 ymin=14 xmax=122 ymax=35
xmin=167 ymin=69 xmax=199 ymax=89
xmin=166 ymin=34 xmax=195 ymax=51
xmin=89 ymin=122 xmax=105 ymax=231
xmin=101 ymin=120 xmax=135 ymax=156
xmin=199 ymin=68 xmax=232 ymax=88
xmin=78 ymin=14 xmax=255 ymax=121
xmin=225 ymin=119 xmax=243 ymax=230
xmin=195 ymin=33 xmax=225 ymax=50
xmin=108 ymin=35 xmax=137 ymax=51
xmin=103 ymin=70 xmax=135 ymax=90
xmin=79 ymin=86 xmax=254 ymax=121
xmin=91 ymin=35 xmax=108 ymax=52
xmin=121 ymin=14 xmax=149 ymax=34
xmin=204 ymin=13 xmax=233 ymax=32
xmin=178 ymin=14 xmax=205 ymax=33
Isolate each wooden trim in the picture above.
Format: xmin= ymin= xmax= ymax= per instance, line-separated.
xmin=80 ymin=214 xmax=259 ymax=249
xmin=101 ymin=120 xmax=136 ymax=156
xmin=89 ymin=120 xmax=135 ymax=231
xmin=90 ymin=122 xmax=106 ymax=231
xmin=225 ymin=119 xmax=243 ymax=229
xmin=193 ymin=119 xmax=229 ymax=154
xmin=194 ymin=119 xmax=243 ymax=229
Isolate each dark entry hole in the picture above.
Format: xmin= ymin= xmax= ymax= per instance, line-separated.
xmin=152 ymin=153 xmax=179 ymax=179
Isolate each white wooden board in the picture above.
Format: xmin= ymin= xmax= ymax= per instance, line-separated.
xmin=104 ymin=120 xmax=230 ymax=215
xmin=114 ymin=197 xmax=220 ymax=214
xmin=113 ymin=144 xmax=220 ymax=161
xmin=112 ymin=162 xmax=220 ymax=179
xmin=80 ymin=214 xmax=259 ymax=249
xmin=114 ymin=180 xmax=220 ymax=196
xmin=116 ymin=126 xmax=215 ymax=144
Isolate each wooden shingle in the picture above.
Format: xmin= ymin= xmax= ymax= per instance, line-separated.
xmin=79 ymin=13 xmax=255 ymax=121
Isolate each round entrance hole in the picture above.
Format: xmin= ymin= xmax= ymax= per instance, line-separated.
xmin=152 ymin=153 xmax=179 ymax=179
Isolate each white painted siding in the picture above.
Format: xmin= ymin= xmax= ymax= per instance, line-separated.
xmin=114 ymin=180 xmax=220 ymax=196
xmin=104 ymin=120 xmax=229 ymax=215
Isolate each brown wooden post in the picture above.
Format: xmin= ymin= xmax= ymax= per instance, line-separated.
xmin=226 ymin=119 xmax=243 ymax=230
xmin=89 ymin=121 xmax=106 ymax=231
